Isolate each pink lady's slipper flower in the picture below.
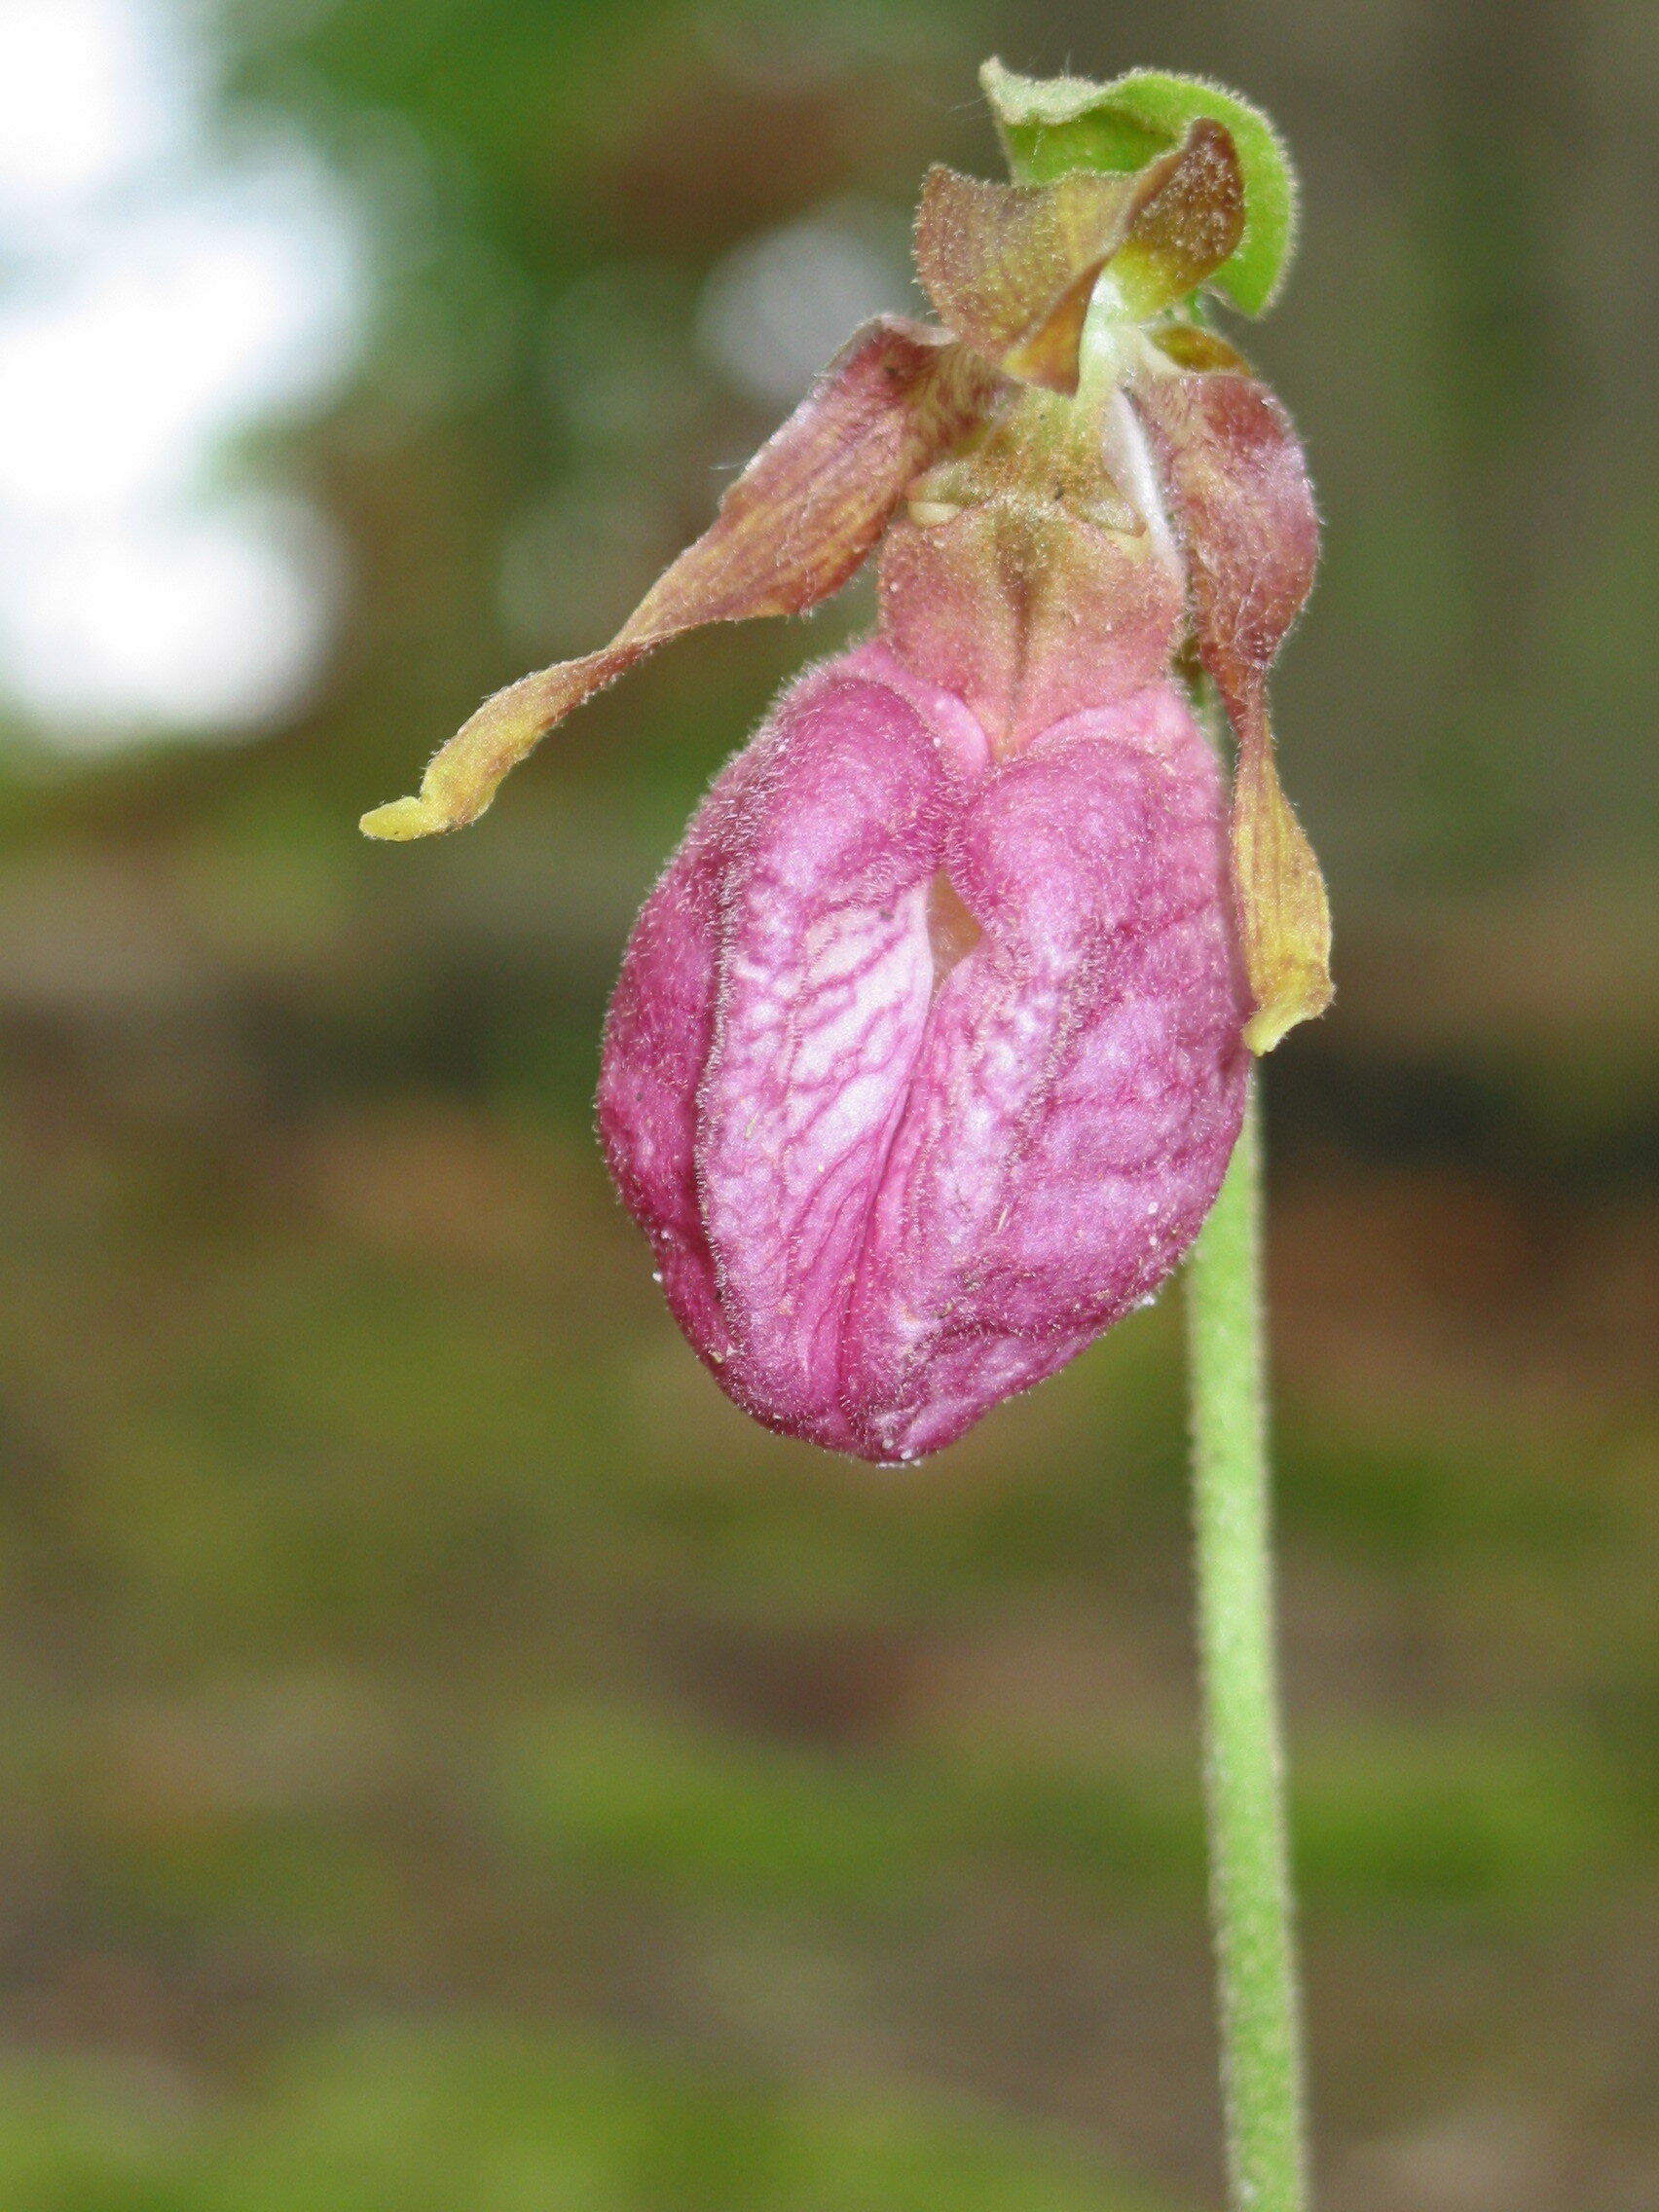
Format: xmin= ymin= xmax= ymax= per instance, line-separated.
xmin=363 ymin=63 xmax=1332 ymax=1462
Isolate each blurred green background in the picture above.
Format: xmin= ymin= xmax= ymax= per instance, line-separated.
xmin=0 ymin=1 xmax=1655 ymax=2207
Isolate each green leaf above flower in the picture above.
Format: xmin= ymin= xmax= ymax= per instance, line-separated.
xmin=980 ymin=58 xmax=1298 ymax=316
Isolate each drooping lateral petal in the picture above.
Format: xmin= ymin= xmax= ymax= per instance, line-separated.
xmin=1130 ymin=362 xmax=1331 ymax=1051
xmin=915 ymin=120 xmax=1242 ymax=395
xmin=361 ymin=318 xmax=1003 ymax=840
xmin=1230 ymin=731 xmax=1333 ymax=1053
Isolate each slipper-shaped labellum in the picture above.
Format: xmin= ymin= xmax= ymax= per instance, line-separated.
xmin=363 ymin=62 xmax=1331 ymax=1461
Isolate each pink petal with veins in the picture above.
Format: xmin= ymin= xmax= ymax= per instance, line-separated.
xmin=598 ymin=642 xmax=1247 ymax=1461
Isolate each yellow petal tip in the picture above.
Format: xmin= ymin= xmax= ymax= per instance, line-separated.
xmin=359 ymin=795 xmax=450 ymax=841
xmin=1242 ymin=975 xmax=1332 ymax=1055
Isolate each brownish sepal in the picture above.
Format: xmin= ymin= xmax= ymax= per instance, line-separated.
xmin=915 ymin=119 xmax=1244 ymax=395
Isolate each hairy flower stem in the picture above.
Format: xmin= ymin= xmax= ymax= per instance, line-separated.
xmin=1186 ymin=1079 xmax=1308 ymax=2211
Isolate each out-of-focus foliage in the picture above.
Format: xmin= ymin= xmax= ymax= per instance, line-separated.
xmin=0 ymin=2030 xmax=1168 ymax=2210
xmin=0 ymin=1 xmax=1656 ymax=2207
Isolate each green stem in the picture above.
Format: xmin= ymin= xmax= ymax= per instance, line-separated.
xmin=1186 ymin=1077 xmax=1308 ymax=2211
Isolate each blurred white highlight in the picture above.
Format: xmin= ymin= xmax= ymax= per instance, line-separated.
xmin=0 ymin=0 xmax=360 ymax=748
xmin=0 ymin=0 xmax=182 ymax=219
xmin=696 ymin=199 xmax=919 ymax=409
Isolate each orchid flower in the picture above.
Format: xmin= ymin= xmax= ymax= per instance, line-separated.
xmin=363 ymin=61 xmax=1331 ymax=1465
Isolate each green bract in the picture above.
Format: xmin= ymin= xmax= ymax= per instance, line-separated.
xmin=980 ymin=59 xmax=1298 ymax=316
